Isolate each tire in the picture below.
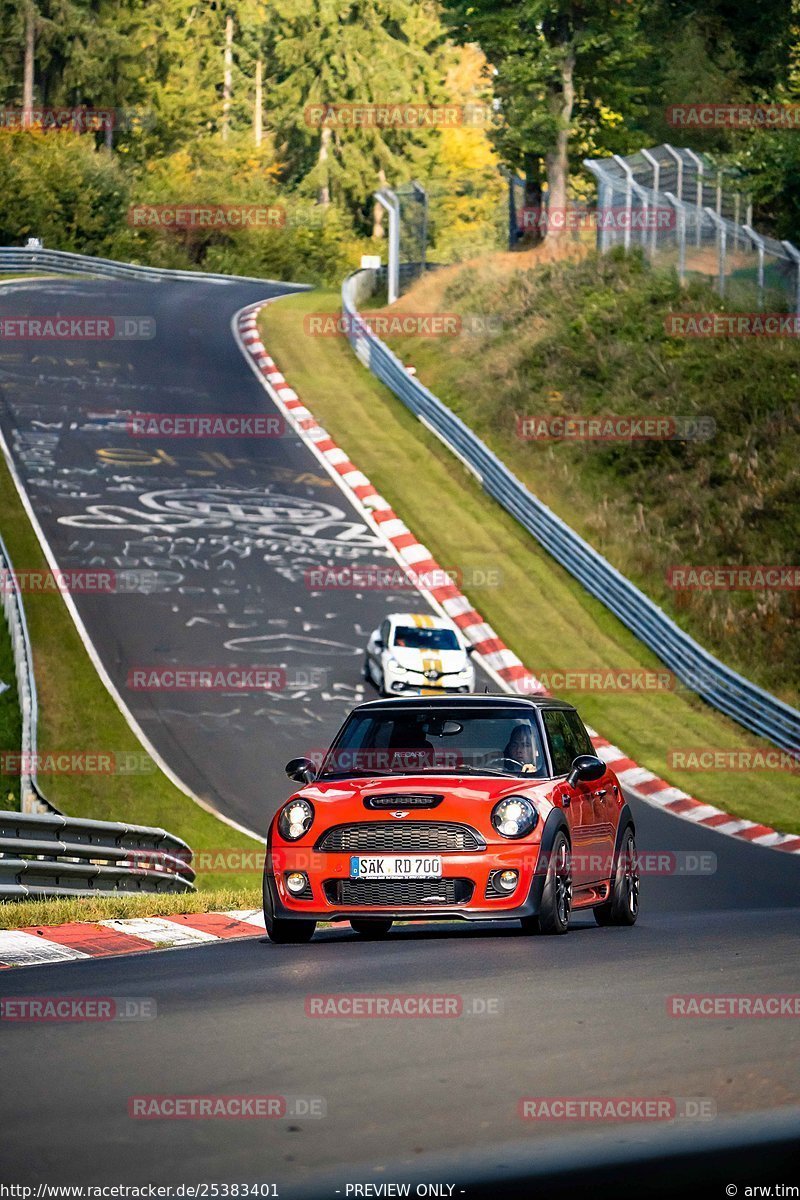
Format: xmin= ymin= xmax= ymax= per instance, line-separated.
xmin=537 ymin=830 xmax=572 ymax=935
xmin=267 ymin=919 xmax=317 ymax=944
xmin=518 ymin=915 xmax=540 ymax=935
xmin=263 ymin=871 xmax=317 ymax=944
xmin=350 ymin=919 xmax=393 ymax=938
xmin=594 ymin=826 xmax=639 ymax=927
xmin=361 ymin=656 xmax=371 ymax=682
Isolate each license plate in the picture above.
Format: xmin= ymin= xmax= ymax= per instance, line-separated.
xmin=350 ymin=855 xmax=442 ymax=879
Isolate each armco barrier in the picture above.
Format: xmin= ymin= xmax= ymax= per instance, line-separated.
xmin=0 ymin=245 xmax=311 ymax=289
xmin=0 ymin=809 xmax=194 ymax=898
xmin=341 ymin=267 xmax=800 ymax=756
xmin=0 ymin=531 xmax=48 ymax=813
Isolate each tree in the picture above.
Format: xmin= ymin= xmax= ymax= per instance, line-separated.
xmin=441 ymin=0 xmax=650 ymax=238
xmin=264 ymin=0 xmax=451 ymax=234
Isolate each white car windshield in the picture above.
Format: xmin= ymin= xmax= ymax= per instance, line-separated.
xmin=392 ymin=626 xmax=461 ymax=651
xmin=319 ymin=709 xmax=548 ymax=778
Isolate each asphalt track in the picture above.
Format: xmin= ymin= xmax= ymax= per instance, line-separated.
xmin=0 ymin=274 xmax=798 ymax=1190
xmin=0 ymin=275 xmax=491 ymax=833
xmin=1 ymin=798 xmax=799 ymax=1187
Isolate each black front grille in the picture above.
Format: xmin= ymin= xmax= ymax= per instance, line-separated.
xmin=316 ymin=822 xmax=483 ymax=853
xmin=364 ymin=793 xmax=443 ymax=810
xmin=324 ymin=878 xmax=474 ymax=906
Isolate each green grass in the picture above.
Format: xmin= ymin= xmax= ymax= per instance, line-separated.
xmin=260 ymin=288 xmax=798 ymax=834
xmin=0 ymin=460 xmax=263 ymax=891
xmin=384 ymin=249 xmax=800 ymax=708
xmin=0 ymin=887 xmax=261 ymax=930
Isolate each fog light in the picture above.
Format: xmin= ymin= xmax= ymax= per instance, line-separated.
xmin=286 ymin=872 xmax=308 ymax=894
xmin=498 ymin=870 xmax=518 ymax=892
xmin=391 ymin=680 xmax=405 ymax=692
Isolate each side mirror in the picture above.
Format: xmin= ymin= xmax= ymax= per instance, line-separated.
xmin=374 ymin=637 xmax=384 ymax=650
xmin=285 ymin=757 xmax=317 ymax=784
xmin=566 ymin=754 xmax=606 ymax=789
xmin=465 ymin=644 xmax=476 ymax=656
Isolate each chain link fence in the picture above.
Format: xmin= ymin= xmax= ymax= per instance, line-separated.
xmin=584 ymin=144 xmax=800 ymax=313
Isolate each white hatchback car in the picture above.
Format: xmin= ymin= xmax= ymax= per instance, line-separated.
xmin=363 ymin=612 xmax=476 ymax=696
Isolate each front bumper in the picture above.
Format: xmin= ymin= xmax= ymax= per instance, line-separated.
xmin=266 ymin=843 xmax=547 ymax=924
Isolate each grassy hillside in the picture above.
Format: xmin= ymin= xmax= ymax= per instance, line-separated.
xmin=385 ymin=248 xmax=800 ymax=708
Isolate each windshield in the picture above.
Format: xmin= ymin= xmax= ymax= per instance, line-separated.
xmin=392 ymin=626 xmax=461 ymax=651
xmin=319 ymin=708 xmax=548 ymax=779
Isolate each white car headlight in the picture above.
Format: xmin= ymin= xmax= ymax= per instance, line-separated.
xmin=491 ymin=796 xmax=538 ymax=839
xmin=278 ymin=798 xmax=315 ymax=840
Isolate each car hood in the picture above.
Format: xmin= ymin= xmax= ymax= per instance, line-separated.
xmin=388 ymin=646 xmax=469 ymax=674
xmin=295 ymin=773 xmax=558 ymax=812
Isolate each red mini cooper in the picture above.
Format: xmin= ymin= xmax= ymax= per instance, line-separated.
xmin=263 ymin=694 xmax=639 ymax=943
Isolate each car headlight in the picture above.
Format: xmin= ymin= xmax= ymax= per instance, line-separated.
xmin=278 ymin=798 xmax=315 ymax=841
xmin=491 ymin=796 xmax=538 ymax=839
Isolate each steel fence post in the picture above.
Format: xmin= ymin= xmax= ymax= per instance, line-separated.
xmin=743 ymin=225 xmax=765 ymax=309
xmin=780 ymin=241 xmax=800 ymax=316
xmin=704 ymin=207 xmax=727 ymax=297
xmin=663 ymin=144 xmax=684 ymax=201
xmin=684 ymin=148 xmax=704 ymax=246
xmin=612 ymin=154 xmax=634 ymax=251
xmin=640 ymin=148 xmax=660 ymax=260
xmin=373 ymin=188 xmax=400 ymax=303
xmin=664 ymin=192 xmax=686 ymax=283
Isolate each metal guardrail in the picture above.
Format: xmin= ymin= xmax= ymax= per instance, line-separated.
xmin=341 ymin=267 xmax=800 ymax=756
xmin=0 ymin=809 xmax=194 ymax=898
xmin=0 ymin=532 xmax=57 ymax=814
xmin=0 ymin=530 xmax=195 ymax=895
xmin=0 ymin=245 xmax=311 ymax=289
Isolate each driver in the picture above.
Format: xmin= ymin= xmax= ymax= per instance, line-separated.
xmin=503 ymin=724 xmax=540 ymax=774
